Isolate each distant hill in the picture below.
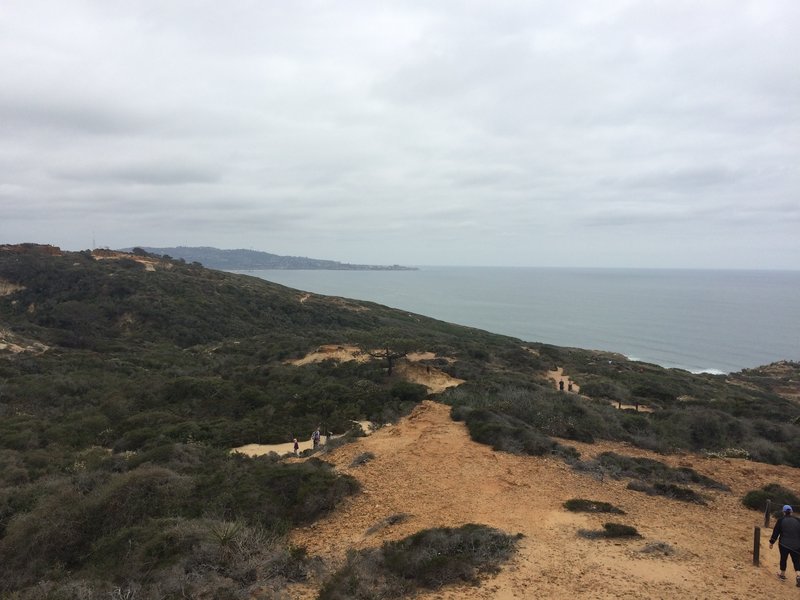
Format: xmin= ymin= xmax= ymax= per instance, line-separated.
xmin=124 ymin=246 xmax=417 ymax=271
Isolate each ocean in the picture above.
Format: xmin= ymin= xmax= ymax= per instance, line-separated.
xmin=234 ymin=267 xmax=800 ymax=374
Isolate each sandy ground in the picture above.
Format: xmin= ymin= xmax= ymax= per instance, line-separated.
xmin=285 ymin=400 xmax=800 ymax=599
xmin=392 ymin=360 xmax=464 ymax=394
xmin=286 ymin=344 xmax=370 ymax=366
xmin=0 ymin=328 xmax=49 ymax=354
xmin=547 ymin=367 xmax=581 ymax=393
xmin=285 ymin=346 xmax=464 ymax=394
xmin=232 ymin=421 xmax=375 ymax=457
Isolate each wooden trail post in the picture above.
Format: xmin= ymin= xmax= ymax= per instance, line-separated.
xmin=753 ymin=526 xmax=761 ymax=566
xmin=764 ymin=499 xmax=772 ymax=528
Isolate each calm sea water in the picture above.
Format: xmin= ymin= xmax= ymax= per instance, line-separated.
xmin=234 ymin=267 xmax=800 ymax=374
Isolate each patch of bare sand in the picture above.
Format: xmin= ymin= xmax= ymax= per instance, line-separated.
xmin=0 ymin=328 xmax=49 ymax=355
xmin=232 ymin=422 xmax=374 ymax=457
xmin=234 ymin=440 xmax=308 ymax=457
xmin=285 ymin=345 xmax=369 ymax=366
xmin=0 ymin=279 xmax=25 ymax=296
xmin=286 ymin=347 xmax=464 ymax=395
xmin=91 ymin=249 xmax=159 ymax=270
xmin=286 ymin=400 xmax=799 ymax=599
xmin=546 ymin=366 xmax=581 ymax=393
xmin=392 ymin=359 xmax=464 ymax=394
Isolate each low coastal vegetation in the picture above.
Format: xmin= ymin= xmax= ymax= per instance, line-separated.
xmin=350 ymin=451 xmax=376 ymax=467
xmin=442 ymin=374 xmax=800 ymax=466
xmin=638 ymin=541 xmax=676 ymax=556
xmin=741 ymin=483 xmax=800 ymax=513
xmin=318 ymin=524 xmax=522 ymax=599
xmin=570 ymin=451 xmax=728 ymax=505
xmin=0 ymin=244 xmax=798 ymax=596
xmin=564 ymin=498 xmax=626 ymax=514
xmin=578 ymin=522 xmax=641 ymax=540
xmin=0 ymin=449 xmax=357 ymax=594
xmin=626 ymin=480 xmax=707 ymax=505
xmin=450 ymin=405 xmax=579 ymax=460
xmin=365 ymin=513 xmax=410 ymax=536
xmin=575 ymin=452 xmax=729 ymax=490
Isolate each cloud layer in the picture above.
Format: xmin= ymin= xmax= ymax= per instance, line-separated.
xmin=1 ymin=0 xmax=798 ymax=267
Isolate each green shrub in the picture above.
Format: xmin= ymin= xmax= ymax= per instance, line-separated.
xmin=389 ymin=381 xmax=428 ymax=403
xmin=318 ymin=524 xmax=522 ymax=599
xmin=366 ymin=513 xmax=410 ymax=535
xmin=626 ymin=480 xmax=707 ymax=505
xmin=0 ymin=481 xmax=48 ymax=538
xmin=444 ymin=384 xmax=629 ymax=445
xmin=0 ymin=484 xmax=93 ymax=589
xmin=90 ymin=465 xmax=193 ymax=534
xmin=588 ymin=452 xmax=728 ymax=490
xmin=461 ymin=408 xmax=578 ymax=460
xmin=564 ymin=498 xmax=625 ymax=514
xmin=578 ymin=522 xmax=641 ymax=539
xmin=639 ymin=541 xmax=675 ymax=556
xmin=192 ymin=455 xmax=360 ymax=528
xmin=602 ymin=522 xmax=640 ymax=537
xmin=350 ymin=451 xmax=375 ymax=467
xmin=580 ymin=379 xmax=630 ymax=402
xmin=87 ymin=518 xmax=205 ymax=578
xmin=742 ymin=483 xmax=800 ymax=512
xmin=382 ymin=524 xmax=520 ymax=587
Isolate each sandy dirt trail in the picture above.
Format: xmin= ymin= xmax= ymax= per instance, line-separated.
xmin=287 ymin=400 xmax=800 ymax=599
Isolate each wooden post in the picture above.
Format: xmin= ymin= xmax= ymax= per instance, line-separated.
xmin=753 ymin=526 xmax=761 ymax=566
xmin=764 ymin=500 xmax=772 ymax=528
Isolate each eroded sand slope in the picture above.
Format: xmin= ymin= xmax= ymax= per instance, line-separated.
xmin=288 ymin=401 xmax=799 ymax=599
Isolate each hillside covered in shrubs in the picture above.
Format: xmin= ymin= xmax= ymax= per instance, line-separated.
xmin=0 ymin=243 xmax=798 ymax=597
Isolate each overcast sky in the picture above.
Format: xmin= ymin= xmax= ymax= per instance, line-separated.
xmin=1 ymin=1 xmax=798 ymax=268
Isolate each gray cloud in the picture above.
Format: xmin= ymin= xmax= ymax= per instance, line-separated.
xmin=52 ymin=164 xmax=221 ymax=186
xmin=0 ymin=0 xmax=797 ymax=268
xmin=606 ymin=167 xmax=741 ymax=192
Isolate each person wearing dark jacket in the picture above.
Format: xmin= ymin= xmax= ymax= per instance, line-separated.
xmin=769 ymin=504 xmax=800 ymax=586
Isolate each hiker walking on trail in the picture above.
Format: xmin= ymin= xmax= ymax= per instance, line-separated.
xmin=293 ymin=438 xmax=299 ymax=456
xmin=312 ymin=427 xmax=321 ymax=449
xmin=769 ymin=504 xmax=800 ymax=586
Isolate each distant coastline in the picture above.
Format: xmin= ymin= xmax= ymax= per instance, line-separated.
xmin=122 ymin=246 xmax=417 ymax=271
xmin=242 ymin=266 xmax=800 ymax=374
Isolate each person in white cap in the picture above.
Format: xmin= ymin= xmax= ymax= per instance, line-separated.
xmin=769 ymin=504 xmax=800 ymax=585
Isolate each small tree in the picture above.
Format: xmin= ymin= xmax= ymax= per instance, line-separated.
xmin=368 ymin=345 xmax=407 ymax=376
xmin=361 ymin=330 xmax=415 ymax=376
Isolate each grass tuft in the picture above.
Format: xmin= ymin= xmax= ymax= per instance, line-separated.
xmin=349 ymin=451 xmax=375 ymax=467
xmin=563 ymin=498 xmax=625 ymax=514
xmin=578 ymin=522 xmax=641 ymax=539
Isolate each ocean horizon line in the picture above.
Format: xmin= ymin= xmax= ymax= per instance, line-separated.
xmin=405 ymin=265 xmax=800 ymax=273
xmin=238 ymin=264 xmax=800 ymax=274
